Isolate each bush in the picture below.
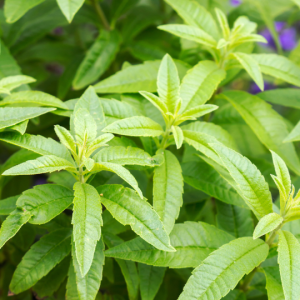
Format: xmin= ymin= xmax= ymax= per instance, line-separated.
xmin=1 ymin=0 xmax=300 ymax=299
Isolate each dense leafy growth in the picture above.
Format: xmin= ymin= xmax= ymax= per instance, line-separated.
xmin=1 ymin=0 xmax=300 ymax=299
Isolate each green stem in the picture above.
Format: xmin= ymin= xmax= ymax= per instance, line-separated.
xmin=160 ymin=127 xmax=171 ymax=149
xmin=91 ymin=0 xmax=110 ymax=31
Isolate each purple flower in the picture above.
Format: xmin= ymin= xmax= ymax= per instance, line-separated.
xmin=230 ymin=0 xmax=242 ymax=6
xmin=249 ymin=81 xmax=275 ymax=95
xmin=259 ymin=22 xmax=297 ymax=51
xmin=32 ymin=175 xmax=48 ymax=187
xmin=52 ymin=27 xmax=64 ymax=36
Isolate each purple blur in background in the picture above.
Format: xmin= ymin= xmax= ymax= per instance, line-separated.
xmin=230 ymin=0 xmax=242 ymax=6
xmin=32 ymin=175 xmax=48 ymax=187
xmin=260 ymin=21 xmax=297 ymax=51
xmin=249 ymin=81 xmax=275 ymax=95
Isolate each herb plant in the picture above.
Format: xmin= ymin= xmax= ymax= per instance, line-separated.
xmin=1 ymin=0 xmax=300 ymax=299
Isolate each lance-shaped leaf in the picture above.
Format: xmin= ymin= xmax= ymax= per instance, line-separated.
xmin=179 ymin=105 xmax=218 ymax=121
xmin=97 ymin=184 xmax=174 ymax=252
xmin=103 ymin=116 xmax=164 ymax=137
xmin=10 ymin=228 xmax=72 ymax=294
xmin=139 ymin=91 xmax=168 ymax=115
xmin=250 ymin=54 xmax=300 ymax=87
xmin=0 ymin=209 xmax=32 ymax=249
xmin=182 ymin=160 xmax=247 ymax=208
xmin=74 ymin=108 xmax=97 ymax=146
xmin=56 ymin=0 xmax=85 ymax=22
xmin=271 ymin=151 xmax=291 ymax=199
xmin=153 ymin=150 xmax=183 ymax=234
xmin=232 ymin=53 xmax=264 ymax=91
xmin=71 ymin=238 xmax=105 ymax=300
xmin=220 ymin=91 xmax=300 ymax=176
xmin=16 ymin=184 xmax=73 ymax=225
xmin=2 ymin=155 xmax=76 ymax=176
xmin=54 ymin=125 xmax=77 ymax=154
xmin=157 ymin=54 xmax=180 ymax=113
xmin=91 ymin=162 xmax=143 ymax=198
xmin=104 ymin=233 xmax=139 ymax=300
xmin=278 ymin=230 xmax=300 ymax=300
xmin=72 ymin=86 xmax=106 ymax=135
xmin=0 ymin=91 xmax=68 ymax=109
xmin=210 ymin=143 xmax=273 ymax=219
xmin=93 ymin=146 xmax=160 ymax=167
xmin=94 ymin=60 xmax=189 ymax=94
xmin=263 ymin=266 xmax=284 ymax=300
xmin=171 ymin=126 xmax=184 ymax=149
xmin=33 ymin=256 xmax=70 ymax=298
xmin=178 ymin=237 xmax=269 ymax=300
xmin=72 ymin=183 xmax=102 ymax=277
xmin=4 ymin=0 xmax=45 ymax=23
xmin=0 ymin=107 xmax=55 ymax=130
xmin=164 ymin=0 xmax=219 ymax=38
xmin=284 ymin=121 xmax=300 ymax=143
xmin=159 ymin=24 xmax=217 ymax=48
xmin=105 ymin=222 xmax=234 ymax=268
xmin=215 ymin=8 xmax=230 ymax=40
xmin=253 ymin=213 xmax=283 ymax=239
xmin=0 ymin=132 xmax=73 ymax=162
xmin=8 ymin=120 xmax=28 ymax=134
xmin=139 ymin=264 xmax=166 ymax=300
xmin=216 ymin=201 xmax=253 ymax=237
xmin=0 ymin=195 xmax=18 ymax=215
xmin=0 ymin=75 xmax=35 ymax=92
xmin=73 ymin=30 xmax=120 ymax=89
xmin=66 ymin=260 xmax=80 ymax=300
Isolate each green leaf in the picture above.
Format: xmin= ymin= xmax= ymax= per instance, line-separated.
xmin=232 ymin=53 xmax=264 ymax=91
xmin=182 ymin=121 xmax=237 ymax=150
xmin=16 ymin=184 xmax=73 ymax=225
xmin=215 ymin=8 xmax=230 ymax=40
xmin=0 ymin=75 xmax=35 ymax=92
xmin=0 ymin=91 xmax=68 ymax=109
xmin=86 ymin=133 xmax=114 ymax=156
xmin=210 ymin=143 xmax=273 ymax=219
xmin=0 ymin=195 xmax=18 ymax=215
xmin=103 ymin=116 xmax=164 ymax=137
xmin=153 ymin=150 xmax=183 ymax=234
xmin=171 ymin=126 xmax=184 ymax=149
xmin=271 ymin=150 xmax=291 ymax=199
xmin=73 ymin=30 xmax=120 ymax=89
xmin=104 ymin=233 xmax=139 ymax=300
xmin=8 ymin=120 xmax=28 ymax=134
xmin=253 ymin=213 xmax=283 ymax=239
xmin=33 ymin=256 xmax=70 ymax=298
xmin=251 ymin=54 xmax=300 ymax=87
xmin=0 ymin=209 xmax=31 ymax=249
xmin=178 ymin=238 xmax=269 ymax=300
xmin=220 ymin=91 xmax=300 ymax=176
xmin=94 ymin=60 xmax=189 ymax=94
xmin=139 ymin=264 xmax=166 ymax=300
xmin=66 ymin=260 xmax=80 ymax=300
xmin=164 ymin=0 xmax=219 ymax=38
xmin=139 ymin=91 xmax=168 ymax=115
xmin=179 ymin=105 xmax=218 ymax=121
xmin=258 ymin=88 xmax=300 ymax=109
xmin=91 ymin=162 xmax=143 ymax=198
xmin=72 ymin=86 xmax=106 ymax=135
xmin=97 ymin=184 xmax=174 ymax=252
xmin=4 ymin=0 xmax=45 ymax=23
xmin=2 ymin=155 xmax=76 ymax=176
xmin=182 ymin=160 xmax=247 ymax=208
xmin=72 ymin=182 xmax=102 ymax=277
xmin=10 ymin=228 xmax=72 ymax=294
xmin=157 ymin=54 xmax=180 ymax=113
xmin=263 ymin=266 xmax=284 ymax=300
xmin=105 ymin=221 xmax=234 ymax=268
xmin=216 ymin=201 xmax=253 ymax=237
xmin=278 ymin=230 xmax=300 ymax=300
xmin=74 ymin=108 xmax=97 ymax=146
xmin=71 ymin=238 xmax=105 ymax=300
xmin=284 ymin=121 xmax=300 ymax=143
xmin=0 ymin=107 xmax=55 ymax=130
xmin=0 ymin=132 xmax=73 ymax=162
xmin=54 ymin=125 xmax=77 ymax=154
xmin=93 ymin=146 xmax=160 ymax=167
xmin=158 ymin=24 xmax=217 ymax=48
xmin=56 ymin=0 xmax=85 ymax=22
